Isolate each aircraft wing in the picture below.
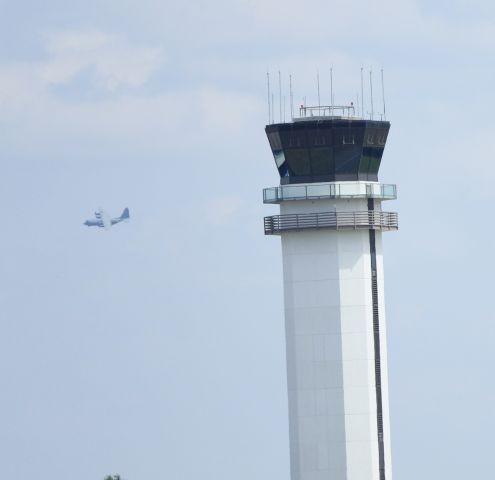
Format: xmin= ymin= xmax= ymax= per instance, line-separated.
xmin=98 ymin=208 xmax=112 ymax=230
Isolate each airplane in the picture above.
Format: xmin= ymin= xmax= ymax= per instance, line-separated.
xmin=84 ymin=208 xmax=130 ymax=229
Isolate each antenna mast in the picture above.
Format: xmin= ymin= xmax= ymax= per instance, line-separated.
xmin=278 ymin=70 xmax=282 ymax=123
xmin=317 ymin=70 xmax=321 ymax=113
xmin=360 ymin=67 xmax=364 ymax=119
xmin=330 ymin=67 xmax=334 ymax=115
xmin=381 ymin=67 xmax=387 ymax=120
xmin=289 ymin=74 xmax=294 ymax=120
xmin=267 ymin=72 xmax=271 ymax=124
xmin=369 ymin=68 xmax=374 ymax=120
xmin=271 ymin=93 xmax=274 ymax=124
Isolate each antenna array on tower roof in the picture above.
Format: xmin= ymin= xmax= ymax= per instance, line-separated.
xmin=265 ymin=66 xmax=388 ymax=124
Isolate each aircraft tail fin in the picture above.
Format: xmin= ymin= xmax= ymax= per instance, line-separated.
xmin=121 ymin=208 xmax=130 ymax=220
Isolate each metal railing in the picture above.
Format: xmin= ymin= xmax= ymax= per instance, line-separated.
xmin=299 ymin=105 xmax=356 ymax=118
xmin=263 ymin=183 xmax=397 ymax=203
xmin=264 ymin=211 xmax=398 ymax=235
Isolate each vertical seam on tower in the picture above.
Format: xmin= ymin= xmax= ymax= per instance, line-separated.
xmin=336 ymin=229 xmax=348 ymax=480
xmin=368 ymin=199 xmax=385 ymax=480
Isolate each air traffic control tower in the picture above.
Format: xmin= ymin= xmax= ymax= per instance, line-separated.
xmin=263 ymin=105 xmax=398 ymax=480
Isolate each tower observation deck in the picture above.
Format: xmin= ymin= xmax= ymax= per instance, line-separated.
xmin=263 ymin=105 xmax=397 ymax=480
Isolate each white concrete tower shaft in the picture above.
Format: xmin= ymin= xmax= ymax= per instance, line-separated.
xmin=264 ymin=114 xmax=398 ymax=480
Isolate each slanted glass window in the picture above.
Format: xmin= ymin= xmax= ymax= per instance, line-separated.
xmin=358 ymin=151 xmax=371 ymax=181
xmin=310 ymin=147 xmax=334 ymax=175
xmin=307 ymin=126 xmax=330 ymax=146
xmin=332 ymin=127 xmax=348 ymax=146
xmin=376 ymin=128 xmax=388 ymax=145
xmin=367 ymin=147 xmax=384 ymax=180
xmin=364 ymin=127 xmax=379 ymax=146
xmin=278 ymin=130 xmax=293 ymax=148
xmin=273 ymin=150 xmax=286 ymax=168
xmin=267 ymin=132 xmax=282 ymax=150
xmin=334 ymin=145 xmax=362 ymax=180
xmin=285 ymin=148 xmax=311 ymax=176
xmin=280 ymin=125 xmax=308 ymax=150
xmin=349 ymin=125 xmax=365 ymax=145
xmin=289 ymin=135 xmax=302 ymax=147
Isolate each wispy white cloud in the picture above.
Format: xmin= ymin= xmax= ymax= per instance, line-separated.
xmin=38 ymin=30 xmax=163 ymax=90
xmin=0 ymin=29 xmax=265 ymax=158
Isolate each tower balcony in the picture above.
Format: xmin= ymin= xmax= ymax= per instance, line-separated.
xmin=264 ymin=210 xmax=398 ymax=235
xmin=263 ymin=181 xmax=396 ymax=204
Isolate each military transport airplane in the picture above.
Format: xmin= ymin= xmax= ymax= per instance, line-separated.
xmin=84 ymin=208 xmax=130 ymax=229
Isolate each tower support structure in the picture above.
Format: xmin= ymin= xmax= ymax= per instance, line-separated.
xmin=263 ymin=111 xmax=397 ymax=480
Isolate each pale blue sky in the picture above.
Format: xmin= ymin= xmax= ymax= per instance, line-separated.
xmin=1 ymin=1 xmax=494 ymax=479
